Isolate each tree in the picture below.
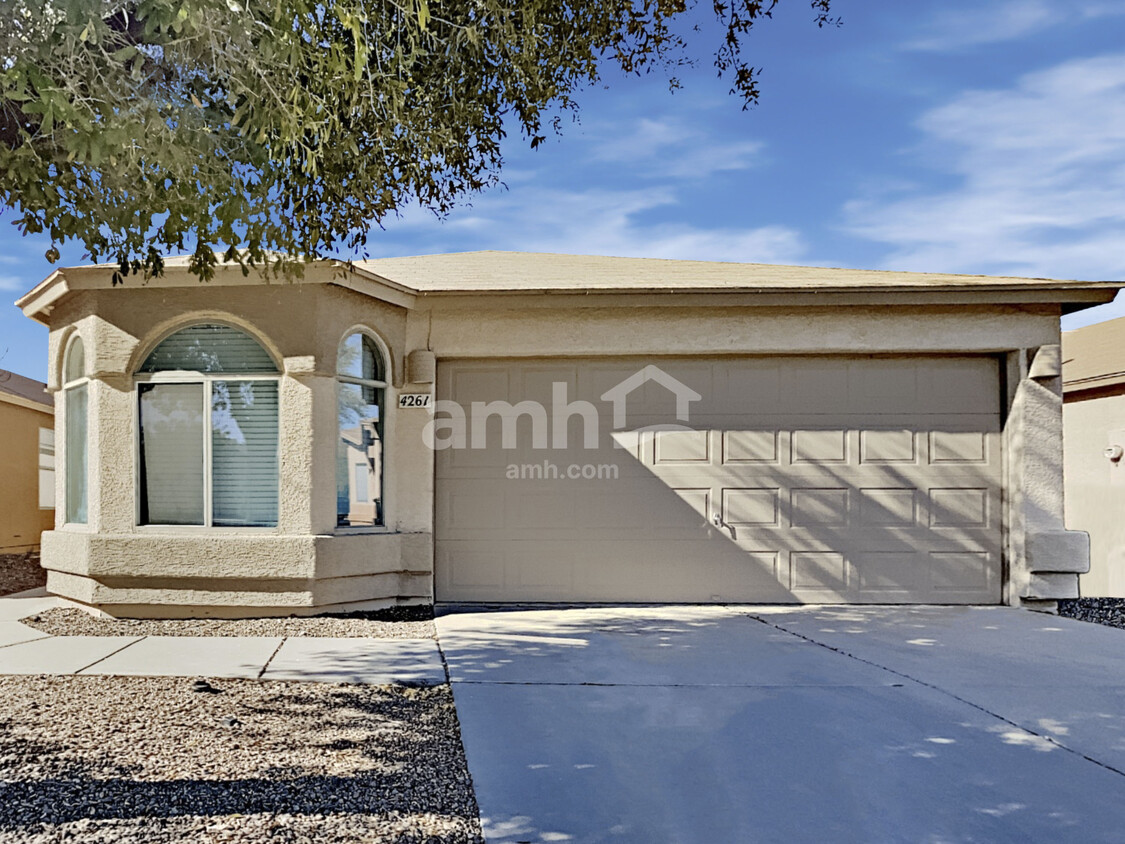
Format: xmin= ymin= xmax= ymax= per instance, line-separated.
xmin=0 ymin=1 xmax=836 ymax=281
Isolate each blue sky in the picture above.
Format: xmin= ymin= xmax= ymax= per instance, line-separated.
xmin=3 ymin=0 xmax=1125 ymax=381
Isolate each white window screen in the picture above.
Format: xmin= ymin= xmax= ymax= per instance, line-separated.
xmin=139 ymin=383 xmax=205 ymax=525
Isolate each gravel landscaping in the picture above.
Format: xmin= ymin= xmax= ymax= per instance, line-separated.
xmin=0 ymin=553 xmax=46 ymax=598
xmin=21 ymin=606 xmax=437 ymax=639
xmin=0 ymin=675 xmax=482 ymax=843
xmin=1058 ymin=597 xmax=1125 ymax=631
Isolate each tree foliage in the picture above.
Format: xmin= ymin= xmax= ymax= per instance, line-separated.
xmin=0 ymin=0 xmax=836 ymax=280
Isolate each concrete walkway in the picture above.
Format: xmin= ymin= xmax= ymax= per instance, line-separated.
xmin=438 ymin=605 xmax=1125 ymax=844
xmin=0 ymin=592 xmax=445 ymax=684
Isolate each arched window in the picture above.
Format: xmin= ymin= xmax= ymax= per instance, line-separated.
xmin=337 ymin=332 xmax=386 ymax=527
xmin=62 ymin=335 xmax=88 ymax=524
xmin=136 ymin=324 xmax=279 ymax=527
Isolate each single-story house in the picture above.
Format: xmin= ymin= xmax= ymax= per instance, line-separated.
xmin=15 ymin=251 xmax=1120 ymax=617
xmin=0 ymin=370 xmax=55 ymax=554
xmin=1063 ymin=316 xmax=1125 ymax=597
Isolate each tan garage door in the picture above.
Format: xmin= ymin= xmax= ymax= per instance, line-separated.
xmin=435 ymin=356 xmax=1003 ymax=604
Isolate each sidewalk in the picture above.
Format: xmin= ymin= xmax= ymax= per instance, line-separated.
xmin=0 ymin=591 xmax=446 ymax=684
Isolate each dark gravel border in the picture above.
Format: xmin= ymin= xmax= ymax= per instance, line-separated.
xmin=1057 ymin=598 xmax=1125 ymax=631
xmin=0 ymin=675 xmax=482 ymax=843
xmin=22 ymin=605 xmax=437 ymax=639
xmin=0 ymin=551 xmax=47 ymax=597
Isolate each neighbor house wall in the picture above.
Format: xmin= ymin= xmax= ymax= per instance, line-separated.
xmin=0 ymin=399 xmax=54 ymax=553
xmin=1064 ymin=392 xmax=1125 ymax=597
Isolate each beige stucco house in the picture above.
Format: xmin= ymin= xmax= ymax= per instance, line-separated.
xmin=15 ymin=251 xmax=1120 ymax=617
xmin=1063 ymin=316 xmax=1125 ymax=597
xmin=0 ymin=370 xmax=54 ymax=554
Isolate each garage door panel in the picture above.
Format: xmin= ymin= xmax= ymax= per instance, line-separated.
xmin=930 ymin=430 xmax=991 ymax=464
xmin=859 ymin=429 xmax=919 ymax=464
xmin=437 ymin=543 xmax=504 ymax=598
xmin=440 ymin=485 xmax=507 ymax=531
xmin=719 ymin=364 xmax=782 ymax=412
xmin=857 ymin=488 xmax=919 ymax=527
xmin=436 ymin=356 xmax=1003 ymax=604
xmin=791 ymin=430 xmax=849 ymax=464
xmin=929 ymin=551 xmax=995 ymax=594
xmin=652 ymin=429 xmax=711 ymax=464
xmin=789 ymin=488 xmax=850 ymax=527
xmin=788 ymin=551 xmax=848 ymax=593
xmin=722 ymin=430 xmax=780 ymax=464
xmin=781 ymin=360 xmax=851 ymax=412
xmin=851 ymin=552 xmax=925 ymax=594
xmin=919 ymin=359 xmax=1002 ymax=415
xmin=848 ymin=360 xmax=920 ymax=413
xmin=722 ymin=488 xmax=782 ymax=527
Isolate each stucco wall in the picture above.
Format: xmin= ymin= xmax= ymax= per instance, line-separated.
xmin=34 ymin=273 xmax=1085 ymax=615
xmin=0 ymin=400 xmax=54 ymax=552
xmin=1064 ymin=393 xmax=1125 ymax=597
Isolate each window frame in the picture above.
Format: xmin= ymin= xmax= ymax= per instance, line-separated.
xmin=132 ymin=324 xmax=282 ymax=532
xmin=61 ymin=334 xmax=88 ymax=527
xmin=335 ymin=329 xmax=392 ymax=533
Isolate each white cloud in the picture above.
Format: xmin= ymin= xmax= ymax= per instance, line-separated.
xmin=371 ymin=185 xmax=807 ymax=264
xmin=0 ymin=274 xmax=25 ymax=291
xmin=844 ymin=54 xmax=1125 ymax=282
xmin=904 ymin=1 xmax=1124 ymax=51
xmin=589 ymin=117 xmax=765 ymax=179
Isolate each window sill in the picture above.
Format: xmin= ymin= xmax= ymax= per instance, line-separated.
xmin=333 ymin=526 xmax=392 ymax=536
xmin=134 ymin=525 xmax=280 ymax=535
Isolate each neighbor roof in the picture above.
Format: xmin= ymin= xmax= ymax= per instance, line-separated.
xmin=1063 ymin=316 xmax=1125 ymax=398
xmin=0 ymin=369 xmax=53 ymax=412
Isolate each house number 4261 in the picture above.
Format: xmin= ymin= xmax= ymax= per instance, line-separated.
xmin=398 ymin=393 xmax=432 ymax=409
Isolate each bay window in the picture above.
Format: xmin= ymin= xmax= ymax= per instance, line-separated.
xmin=136 ymin=324 xmax=279 ymax=527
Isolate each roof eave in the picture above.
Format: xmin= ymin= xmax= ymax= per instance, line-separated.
xmin=15 ymin=269 xmax=68 ymax=326
xmin=0 ymin=389 xmax=53 ymax=414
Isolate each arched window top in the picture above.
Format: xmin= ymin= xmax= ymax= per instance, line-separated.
xmin=338 ymin=332 xmax=386 ymax=384
xmin=64 ymin=335 xmax=85 ymax=384
xmin=138 ymin=324 xmax=277 ymax=374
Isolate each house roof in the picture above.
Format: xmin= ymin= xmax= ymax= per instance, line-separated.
xmin=355 ymin=251 xmax=1123 ymax=295
xmin=0 ymin=369 xmax=53 ymax=412
xmin=1062 ymin=315 xmax=1125 ymax=397
xmin=15 ymin=250 xmax=1123 ymax=325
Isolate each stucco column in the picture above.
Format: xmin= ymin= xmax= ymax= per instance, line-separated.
xmin=88 ymin=373 xmax=136 ymax=533
xmin=279 ymin=358 xmax=336 ymax=535
xmin=1007 ymin=345 xmax=1090 ymax=604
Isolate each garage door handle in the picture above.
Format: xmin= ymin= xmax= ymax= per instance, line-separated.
xmin=712 ymin=512 xmax=737 ymax=540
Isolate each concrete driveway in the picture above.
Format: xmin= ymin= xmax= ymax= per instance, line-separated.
xmin=436 ymin=605 xmax=1125 ymax=844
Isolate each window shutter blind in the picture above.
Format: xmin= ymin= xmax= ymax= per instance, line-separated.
xmin=211 ymin=381 xmax=279 ymax=527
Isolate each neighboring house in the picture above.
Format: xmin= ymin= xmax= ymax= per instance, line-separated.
xmin=0 ymin=369 xmax=55 ymax=553
xmin=1062 ymin=317 xmax=1125 ymax=597
xmin=14 ymin=251 xmax=1120 ymax=617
